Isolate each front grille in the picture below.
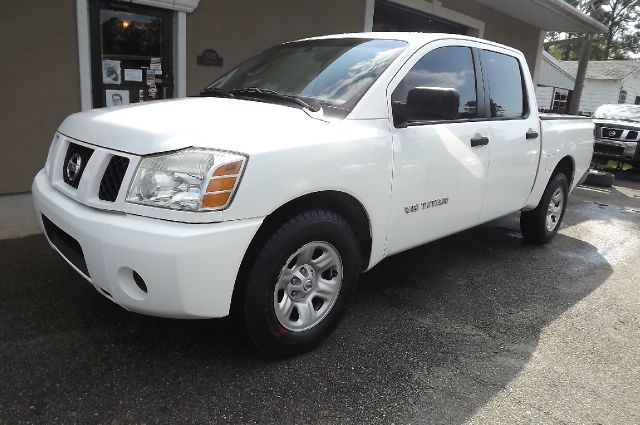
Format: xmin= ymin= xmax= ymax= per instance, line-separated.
xmin=42 ymin=215 xmax=90 ymax=277
xmin=626 ymin=130 xmax=638 ymax=140
xmin=62 ymin=143 xmax=94 ymax=188
xmin=99 ymin=155 xmax=130 ymax=202
xmin=594 ymin=143 xmax=624 ymax=155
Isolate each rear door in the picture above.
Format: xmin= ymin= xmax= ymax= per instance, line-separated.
xmin=477 ymin=48 xmax=541 ymax=222
xmin=385 ymin=41 xmax=491 ymax=256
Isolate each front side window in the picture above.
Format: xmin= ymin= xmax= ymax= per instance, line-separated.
xmin=480 ymin=50 xmax=526 ymax=118
xmin=391 ymin=46 xmax=478 ymax=123
xmin=204 ymin=38 xmax=407 ymax=117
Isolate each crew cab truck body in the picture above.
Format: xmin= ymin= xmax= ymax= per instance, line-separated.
xmin=33 ymin=33 xmax=594 ymax=356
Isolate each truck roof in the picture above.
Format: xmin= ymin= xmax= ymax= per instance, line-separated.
xmin=301 ymin=32 xmax=523 ymax=56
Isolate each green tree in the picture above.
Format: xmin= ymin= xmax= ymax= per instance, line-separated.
xmin=545 ymin=0 xmax=640 ymax=60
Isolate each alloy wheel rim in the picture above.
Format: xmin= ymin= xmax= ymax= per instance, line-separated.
xmin=273 ymin=241 xmax=343 ymax=332
xmin=546 ymin=187 xmax=564 ymax=232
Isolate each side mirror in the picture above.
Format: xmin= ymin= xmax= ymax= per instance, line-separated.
xmin=397 ymin=87 xmax=460 ymax=125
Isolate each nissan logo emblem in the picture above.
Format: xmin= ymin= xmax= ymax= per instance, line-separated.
xmin=66 ymin=153 xmax=83 ymax=182
xmin=608 ymin=130 xmax=617 ymax=137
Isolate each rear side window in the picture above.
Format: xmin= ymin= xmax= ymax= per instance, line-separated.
xmin=392 ymin=46 xmax=478 ymax=121
xmin=480 ymin=50 xmax=526 ymax=118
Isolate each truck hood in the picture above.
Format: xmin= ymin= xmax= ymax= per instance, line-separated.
xmin=58 ymin=97 xmax=330 ymax=155
xmin=593 ymin=118 xmax=640 ymax=129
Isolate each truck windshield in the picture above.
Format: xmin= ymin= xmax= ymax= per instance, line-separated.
xmin=593 ymin=104 xmax=640 ymax=123
xmin=202 ymin=38 xmax=407 ymax=117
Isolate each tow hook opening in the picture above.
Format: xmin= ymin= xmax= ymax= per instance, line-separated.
xmin=132 ymin=271 xmax=148 ymax=293
xmin=117 ymin=267 xmax=149 ymax=300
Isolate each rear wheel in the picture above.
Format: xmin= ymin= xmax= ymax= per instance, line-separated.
xmin=520 ymin=173 xmax=568 ymax=245
xmin=240 ymin=209 xmax=360 ymax=358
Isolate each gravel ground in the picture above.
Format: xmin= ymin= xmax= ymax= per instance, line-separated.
xmin=1 ymin=181 xmax=639 ymax=424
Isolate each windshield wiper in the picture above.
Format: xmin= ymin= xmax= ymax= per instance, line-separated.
xmin=230 ymin=87 xmax=320 ymax=112
xmin=198 ymin=87 xmax=235 ymax=98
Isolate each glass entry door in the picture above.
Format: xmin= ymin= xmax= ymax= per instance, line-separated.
xmin=373 ymin=0 xmax=469 ymax=33
xmin=90 ymin=0 xmax=173 ymax=108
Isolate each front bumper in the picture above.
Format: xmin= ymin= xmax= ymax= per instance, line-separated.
xmin=593 ymin=138 xmax=639 ymax=163
xmin=32 ymin=170 xmax=262 ymax=318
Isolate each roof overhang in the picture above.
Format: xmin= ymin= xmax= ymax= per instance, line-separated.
xmin=475 ymin=0 xmax=607 ymax=33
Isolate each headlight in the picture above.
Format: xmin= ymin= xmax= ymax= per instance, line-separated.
xmin=126 ymin=148 xmax=246 ymax=211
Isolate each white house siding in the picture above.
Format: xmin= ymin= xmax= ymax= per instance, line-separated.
xmin=538 ymin=52 xmax=575 ymax=90
xmin=621 ymin=69 xmax=640 ymax=104
xmin=579 ymin=80 xmax=619 ymax=114
xmin=535 ymin=85 xmax=554 ymax=110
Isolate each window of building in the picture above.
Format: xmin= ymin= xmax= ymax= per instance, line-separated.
xmin=635 ymin=95 xmax=640 ymax=105
xmin=552 ymin=88 xmax=569 ymax=114
xmin=391 ymin=46 xmax=478 ymax=123
xmin=480 ymin=50 xmax=526 ymax=118
xmin=619 ymin=90 xmax=627 ymax=103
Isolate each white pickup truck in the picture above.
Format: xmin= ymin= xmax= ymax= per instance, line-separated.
xmin=33 ymin=33 xmax=594 ymax=357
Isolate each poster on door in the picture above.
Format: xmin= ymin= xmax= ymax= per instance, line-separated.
xmin=102 ymin=60 xmax=122 ymax=85
xmin=106 ymin=89 xmax=129 ymax=106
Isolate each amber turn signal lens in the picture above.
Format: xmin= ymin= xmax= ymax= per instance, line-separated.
xmin=202 ymin=192 xmax=231 ymax=208
xmin=206 ymin=177 xmax=236 ymax=192
xmin=200 ymin=159 xmax=244 ymax=210
xmin=213 ymin=160 xmax=243 ymax=177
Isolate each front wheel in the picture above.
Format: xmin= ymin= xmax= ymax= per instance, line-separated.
xmin=520 ymin=173 xmax=569 ymax=245
xmin=240 ymin=209 xmax=361 ymax=358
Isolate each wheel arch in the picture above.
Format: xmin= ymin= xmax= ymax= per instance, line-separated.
xmin=231 ymin=190 xmax=373 ymax=312
xmin=523 ymin=154 xmax=576 ymax=211
xmin=552 ymin=155 xmax=576 ymax=187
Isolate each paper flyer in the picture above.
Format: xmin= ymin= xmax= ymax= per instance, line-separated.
xmin=146 ymin=70 xmax=156 ymax=86
xmin=102 ymin=59 xmax=121 ymax=85
xmin=124 ymin=69 xmax=143 ymax=82
xmin=106 ymin=89 xmax=129 ymax=106
xmin=150 ymin=57 xmax=162 ymax=75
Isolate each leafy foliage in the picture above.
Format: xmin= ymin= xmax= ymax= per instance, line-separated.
xmin=545 ymin=0 xmax=640 ymax=60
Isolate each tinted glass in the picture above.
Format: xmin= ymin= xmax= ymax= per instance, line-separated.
xmin=391 ymin=46 xmax=478 ymax=121
xmin=101 ymin=10 xmax=162 ymax=56
xmin=481 ymin=50 xmax=525 ymax=118
xmin=206 ymin=39 xmax=407 ymax=116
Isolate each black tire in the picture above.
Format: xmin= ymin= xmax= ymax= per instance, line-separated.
xmin=240 ymin=209 xmax=361 ymax=358
xmin=584 ymin=170 xmax=614 ymax=187
xmin=520 ymin=173 xmax=569 ymax=245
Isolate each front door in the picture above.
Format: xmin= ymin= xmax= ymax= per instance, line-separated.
xmin=373 ymin=0 xmax=469 ymax=34
xmin=386 ymin=43 xmax=490 ymax=256
xmin=89 ymin=0 xmax=173 ymax=108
